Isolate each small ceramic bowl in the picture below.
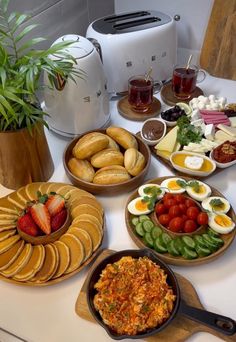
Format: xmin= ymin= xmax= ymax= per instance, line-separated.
xmin=170 ymin=151 xmax=216 ymax=177
xmin=209 ymin=150 xmax=236 ymax=169
xmin=140 ymin=118 xmax=167 ymax=146
xmin=160 ymin=117 xmax=177 ymax=127
xmin=17 ymin=210 xmax=71 ymax=245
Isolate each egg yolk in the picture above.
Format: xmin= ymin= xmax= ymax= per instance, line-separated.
xmin=135 ymin=199 xmax=148 ymax=211
xmin=215 ymin=215 xmax=232 ymax=227
xmin=168 ymin=180 xmax=181 ymax=190
xmin=193 ymin=185 xmax=206 ymax=194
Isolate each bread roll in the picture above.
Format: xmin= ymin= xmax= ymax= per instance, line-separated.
xmin=107 ymin=136 xmax=120 ymax=151
xmin=106 ymin=126 xmax=138 ymax=150
xmin=93 ymin=165 xmax=131 ymax=184
xmin=72 ymin=132 xmax=109 ymax=159
xmin=68 ymin=158 xmax=95 ymax=182
xmin=91 ymin=148 xmax=124 ymax=168
xmin=124 ymin=148 xmax=146 ymax=176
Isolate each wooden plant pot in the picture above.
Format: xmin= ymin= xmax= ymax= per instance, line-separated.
xmin=0 ymin=124 xmax=54 ymax=190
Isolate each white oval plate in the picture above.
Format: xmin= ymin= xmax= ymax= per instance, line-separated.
xmin=170 ymin=151 xmax=216 ymax=176
xmin=209 ymin=150 xmax=236 ymax=169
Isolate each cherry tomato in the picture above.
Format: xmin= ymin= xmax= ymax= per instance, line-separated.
xmin=169 ymin=205 xmax=182 ymax=218
xmin=175 ymin=194 xmax=186 ymax=204
xmin=155 ymin=203 xmax=167 ymax=216
xmin=183 ymin=219 xmax=198 ymax=233
xmin=169 ymin=217 xmax=184 ymax=232
xmin=178 ymin=203 xmax=187 ymax=214
xmin=164 ymin=198 xmax=177 ymax=209
xmin=186 ymin=206 xmax=200 ymax=220
xmin=197 ymin=212 xmax=208 ymax=225
xmin=158 ymin=214 xmax=171 ymax=227
xmin=185 ymin=198 xmax=197 ymax=208
xmin=163 ymin=193 xmax=173 ymax=201
xmin=182 ymin=214 xmax=188 ymax=223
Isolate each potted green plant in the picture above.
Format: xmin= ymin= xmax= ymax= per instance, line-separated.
xmin=0 ymin=0 xmax=81 ymax=190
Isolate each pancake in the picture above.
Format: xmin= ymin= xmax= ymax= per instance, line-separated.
xmin=0 ymin=235 xmax=21 ymax=254
xmin=0 ymin=240 xmax=25 ymax=271
xmin=30 ymin=244 xmax=59 ymax=283
xmin=0 ymin=197 xmax=19 ymax=215
xmin=59 ymin=233 xmax=84 ymax=274
xmin=67 ymin=226 xmax=92 ymax=261
xmin=52 ymin=240 xmax=70 ymax=278
xmin=70 ymin=221 xmax=102 ymax=251
xmin=71 ymin=204 xmax=103 ymax=225
xmin=0 ymin=229 xmax=16 ymax=242
xmin=7 ymin=191 xmax=27 ymax=210
xmin=0 ymin=212 xmax=18 ymax=220
xmin=53 ymin=184 xmax=74 ymax=197
xmin=25 ymin=182 xmax=44 ymax=201
xmin=1 ymin=243 xmax=32 ymax=277
xmin=72 ymin=214 xmax=102 ymax=232
xmin=0 ymin=224 xmax=16 ymax=232
xmin=70 ymin=196 xmax=103 ymax=214
xmin=16 ymin=186 xmax=30 ymax=203
xmin=38 ymin=182 xmax=53 ymax=195
xmin=13 ymin=245 xmax=45 ymax=281
xmin=63 ymin=188 xmax=95 ymax=204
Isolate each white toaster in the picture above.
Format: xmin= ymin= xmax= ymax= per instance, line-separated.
xmin=86 ymin=10 xmax=177 ymax=93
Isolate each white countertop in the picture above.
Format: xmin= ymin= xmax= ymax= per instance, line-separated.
xmin=0 ymin=74 xmax=236 ymax=342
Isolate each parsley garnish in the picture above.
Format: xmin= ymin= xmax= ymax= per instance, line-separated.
xmin=188 ymin=180 xmax=200 ymax=193
xmin=210 ymin=198 xmax=224 ymax=209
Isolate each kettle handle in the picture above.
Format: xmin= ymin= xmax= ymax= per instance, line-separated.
xmin=87 ymin=38 xmax=103 ymax=62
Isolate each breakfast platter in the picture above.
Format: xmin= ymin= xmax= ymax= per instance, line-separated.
xmin=0 ymin=182 xmax=104 ymax=286
xmin=125 ymin=176 xmax=236 ymax=266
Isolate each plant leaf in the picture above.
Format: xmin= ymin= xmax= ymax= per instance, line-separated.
xmin=0 ymin=101 xmax=9 ymax=122
xmin=0 ymin=93 xmax=16 ymax=117
xmin=15 ymin=24 xmax=39 ymax=43
xmin=11 ymin=14 xmax=29 ymax=33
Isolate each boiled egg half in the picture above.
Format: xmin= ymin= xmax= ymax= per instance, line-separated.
xmin=160 ymin=178 xmax=186 ymax=194
xmin=202 ymin=196 xmax=230 ymax=214
xmin=208 ymin=213 xmax=235 ymax=234
xmin=127 ymin=197 xmax=152 ymax=216
xmin=186 ymin=180 xmax=211 ymax=201
xmin=138 ymin=184 xmax=165 ymax=199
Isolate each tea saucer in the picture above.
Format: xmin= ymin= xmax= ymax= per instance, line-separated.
xmin=117 ymin=96 xmax=161 ymax=121
xmin=160 ymin=82 xmax=204 ymax=106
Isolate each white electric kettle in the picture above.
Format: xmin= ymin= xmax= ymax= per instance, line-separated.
xmin=43 ymin=35 xmax=110 ymax=137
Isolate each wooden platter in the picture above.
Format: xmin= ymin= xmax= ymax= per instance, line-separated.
xmin=0 ymin=182 xmax=105 ymax=286
xmin=75 ymin=249 xmax=235 ymax=342
xmin=125 ymin=176 xmax=236 ymax=266
xmin=160 ymin=82 xmax=204 ymax=106
xmin=117 ymin=95 xmax=161 ymax=121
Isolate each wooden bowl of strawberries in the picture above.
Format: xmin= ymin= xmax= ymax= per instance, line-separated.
xmin=17 ymin=193 xmax=71 ymax=245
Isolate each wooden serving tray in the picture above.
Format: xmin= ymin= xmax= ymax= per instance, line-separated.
xmin=160 ymin=82 xmax=204 ymax=106
xmin=125 ymin=176 xmax=236 ymax=266
xmin=75 ymin=249 xmax=235 ymax=342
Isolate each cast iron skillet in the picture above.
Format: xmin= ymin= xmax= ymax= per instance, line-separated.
xmin=87 ymin=249 xmax=236 ymax=340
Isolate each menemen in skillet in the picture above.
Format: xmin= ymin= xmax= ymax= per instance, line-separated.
xmin=93 ymin=256 xmax=176 ymax=336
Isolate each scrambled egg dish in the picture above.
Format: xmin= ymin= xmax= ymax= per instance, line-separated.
xmin=93 ymin=256 xmax=176 ymax=336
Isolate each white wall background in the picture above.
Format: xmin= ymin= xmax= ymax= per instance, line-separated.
xmin=114 ymin=0 xmax=214 ymax=64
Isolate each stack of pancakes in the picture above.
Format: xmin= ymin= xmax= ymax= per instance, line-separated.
xmin=0 ymin=182 xmax=104 ymax=285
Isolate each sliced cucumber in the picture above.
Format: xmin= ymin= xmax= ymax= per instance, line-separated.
xmin=135 ymin=222 xmax=145 ymax=237
xmin=202 ymin=234 xmax=219 ymax=252
xmin=182 ymin=236 xmax=196 ymax=250
xmin=174 ymin=238 xmax=184 ymax=255
xmin=167 ymin=240 xmax=180 ymax=256
xmin=160 ymin=232 xmax=172 ymax=248
xmin=144 ymin=232 xmax=154 ymax=248
xmin=139 ymin=215 xmax=150 ymax=223
xmin=154 ymin=237 xmax=167 ymax=253
xmin=131 ymin=217 xmax=140 ymax=226
xmin=195 ymin=244 xmax=211 ymax=257
xmin=151 ymin=226 xmax=162 ymax=240
xmin=207 ymin=228 xmax=220 ymax=238
xmin=182 ymin=246 xmax=198 ymax=260
xmin=142 ymin=220 xmax=154 ymax=232
xmin=207 ymin=235 xmax=224 ymax=247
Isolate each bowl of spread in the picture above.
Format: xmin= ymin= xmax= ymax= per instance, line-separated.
xmin=141 ymin=118 xmax=166 ymax=146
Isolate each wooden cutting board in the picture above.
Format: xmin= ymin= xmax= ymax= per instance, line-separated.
xmin=200 ymin=0 xmax=236 ymax=80
xmin=75 ymin=249 xmax=236 ymax=342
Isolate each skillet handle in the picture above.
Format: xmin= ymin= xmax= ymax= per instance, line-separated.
xmin=179 ymin=300 xmax=236 ymax=336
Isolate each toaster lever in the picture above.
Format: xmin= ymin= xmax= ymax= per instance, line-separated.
xmin=114 ymin=17 xmax=161 ymax=30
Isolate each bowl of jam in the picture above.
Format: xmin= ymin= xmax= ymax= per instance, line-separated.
xmin=141 ymin=118 xmax=166 ymax=146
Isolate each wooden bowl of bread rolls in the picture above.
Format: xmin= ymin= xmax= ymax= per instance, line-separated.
xmin=63 ymin=127 xmax=151 ymax=195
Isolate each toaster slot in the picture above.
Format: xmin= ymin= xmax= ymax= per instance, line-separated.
xmin=104 ymin=11 xmax=150 ymax=23
xmin=114 ymin=17 xmax=161 ymax=30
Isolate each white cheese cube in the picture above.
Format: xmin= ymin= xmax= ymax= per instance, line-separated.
xmin=191 ymin=109 xmax=200 ymax=121
xmin=184 ymin=156 xmax=204 ymax=170
xmin=204 ymin=124 xmax=215 ymax=141
xmin=208 ymin=95 xmax=215 ymax=101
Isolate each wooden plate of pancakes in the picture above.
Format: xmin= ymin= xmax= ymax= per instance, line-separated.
xmin=0 ymin=182 xmax=104 ymax=286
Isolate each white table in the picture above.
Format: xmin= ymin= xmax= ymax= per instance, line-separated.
xmin=0 ymin=75 xmax=236 ymax=342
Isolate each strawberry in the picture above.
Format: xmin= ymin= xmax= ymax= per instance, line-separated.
xmin=45 ymin=194 xmax=65 ymax=216
xmin=51 ymin=209 xmax=67 ymax=232
xmin=30 ymin=203 xmax=51 ymax=235
xmin=17 ymin=213 xmax=40 ymax=237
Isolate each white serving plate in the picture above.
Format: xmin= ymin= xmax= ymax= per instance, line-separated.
xmin=209 ymin=150 xmax=236 ymax=169
xmin=170 ymin=151 xmax=216 ymax=176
